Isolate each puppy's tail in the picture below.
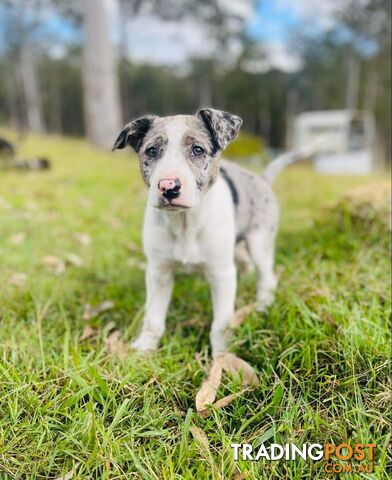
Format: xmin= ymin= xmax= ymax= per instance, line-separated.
xmin=261 ymin=145 xmax=315 ymax=184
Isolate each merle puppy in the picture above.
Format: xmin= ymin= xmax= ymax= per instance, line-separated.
xmin=113 ymin=108 xmax=306 ymax=356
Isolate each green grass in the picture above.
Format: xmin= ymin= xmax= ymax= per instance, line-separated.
xmin=0 ymin=132 xmax=390 ymax=479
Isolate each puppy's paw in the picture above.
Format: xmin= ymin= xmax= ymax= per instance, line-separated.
xmin=130 ymin=333 xmax=159 ymax=352
xmin=210 ymin=336 xmax=228 ymax=358
xmin=256 ymin=290 xmax=275 ymax=312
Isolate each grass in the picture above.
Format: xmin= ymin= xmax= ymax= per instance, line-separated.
xmin=0 ymin=132 xmax=390 ymax=479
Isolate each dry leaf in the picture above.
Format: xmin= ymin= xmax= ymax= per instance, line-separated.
xmin=213 ymin=388 xmax=250 ymax=409
xmin=79 ymin=325 xmax=97 ymax=341
xmin=82 ymin=300 xmax=114 ymax=321
xmin=74 ymin=232 xmax=91 ymax=246
xmin=78 ymin=197 xmax=92 ymax=209
xmin=104 ymin=329 xmax=128 ymax=358
xmin=9 ymin=272 xmax=28 ymax=287
xmin=0 ymin=197 xmax=11 ymax=210
xmin=232 ymin=472 xmax=249 ymax=480
xmin=144 ymin=376 xmax=159 ymax=387
xmin=42 ymin=255 xmax=66 ymax=275
xmin=195 ymin=353 xmax=258 ymax=417
xmin=54 ymin=462 xmax=80 ymax=480
xmin=182 ymin=316 xmax=204 ymax=328
xmin=42 ymin=211 xmax=59 ymax=222
xmin=127 ymin=257 xmax=147 ymax=270
xmin=195 ymin=356 xmax=224 ymax=412
xmin=198 ymin=388 xmax=250 ymax=418
xmin=9 ymin=232 xmax=26 ymax=245
xmin=105 ymin=320 xmax=116 ymax=332
xmin=230 ymin=303 xmax=257 ymax=328
xmin=108 ymin=217 xmax=123 ymax=229
xmin=25 ymin=199 xmax=39 ymax=210
xmin=65 ymin=253 xmax=83 ymax=267
xmin=219 ymin=353 xmax=259 ymax=387
xmin=190 ymin=426 xmax=209 ymax=449
xmin=124 ymin=240 xmax=141 ymax=253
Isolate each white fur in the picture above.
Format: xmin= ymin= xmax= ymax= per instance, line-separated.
xmin=132 ymin=176 xmax=236 ymax=356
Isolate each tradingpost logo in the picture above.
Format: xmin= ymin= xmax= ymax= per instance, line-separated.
xmin=230 ymin=442 xmax=377 ymax=474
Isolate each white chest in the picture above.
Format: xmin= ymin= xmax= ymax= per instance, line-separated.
xmin=172 ymin=231 xmax=204 ymax=265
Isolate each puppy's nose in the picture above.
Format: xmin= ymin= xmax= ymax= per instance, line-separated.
xmin=158 ymin=178 xmax=181 ymax=200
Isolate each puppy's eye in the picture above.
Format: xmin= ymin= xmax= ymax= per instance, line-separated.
xmin=192 ymin=145 xmax=205 ymax=156
xmin=146 ymin=147 xmax=158 ymax=158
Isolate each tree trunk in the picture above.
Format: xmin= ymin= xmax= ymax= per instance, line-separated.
xmin=20 ymin=44 xmax=46 ymax=133
xmin=197 ymin=76 xmax=212 ymax=108
xmin=5 ymin=61 xmax=21 ymax=129
xmin=82 ymin=0 xmax=122 ymax=149
xmin=345 ymin=51 xmax=360 ymax=110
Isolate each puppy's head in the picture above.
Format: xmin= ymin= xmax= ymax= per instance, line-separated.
xmin=113 ymin=108 xmax=242 ymax=210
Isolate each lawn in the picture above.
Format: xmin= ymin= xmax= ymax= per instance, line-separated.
xmin=0 ymin=132 xmax=390 ymax=479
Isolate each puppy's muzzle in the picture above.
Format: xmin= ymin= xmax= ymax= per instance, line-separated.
xmin=158 ymin=178 xmax=182 ymax=201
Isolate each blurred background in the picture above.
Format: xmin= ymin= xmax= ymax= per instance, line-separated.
xmin=0 ymin=0 xmax=390 ymax=170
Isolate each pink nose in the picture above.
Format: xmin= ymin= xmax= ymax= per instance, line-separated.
xmin=158 ymin=178 xmax=182 ymax=201
xmin=158 ymin=178 xmax=181 ymax=192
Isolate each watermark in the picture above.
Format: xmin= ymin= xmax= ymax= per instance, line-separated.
xmin=230 ymin=443 xmax=377 ymax=474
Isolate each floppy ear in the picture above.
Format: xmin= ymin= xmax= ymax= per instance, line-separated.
xmin=112 ymin=115 xmax=156 ymax=152
xmin=196 ymin=108 xmax=242 ymax=152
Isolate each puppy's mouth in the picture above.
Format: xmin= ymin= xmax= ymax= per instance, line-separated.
xmin=156 ymin=201 xmax=191 ymax=210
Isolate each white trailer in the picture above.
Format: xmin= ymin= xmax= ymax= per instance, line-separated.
xmin=293 ymin=110 xmax=375 ymax=174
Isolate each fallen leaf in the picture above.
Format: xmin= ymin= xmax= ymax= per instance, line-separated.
xmin=219 ymin=353 xmax=259 ymax=387
xmin=230 ymin=303 xmax=257 ymax=328
xmin=25 ymin=199 xmax=39 ymax=210
xmin=104 ymin=329 xmax=128 ymax=358
xmin=124 ymin=240 xmax=141 ymax=253
xmin=195 ymin=356 xmax=224 ymax=412
xmin=108 ymin=217 xmax=123 ymax=229
xmin=65 ymin=253 xmax=83 ymax=267
xmin=79 ymin=325 xmax=97 ymax=341
xmin=43 ymin=211 xmax=59 ymax=222
xmin=0 ymin=197 xmax=11 ymax=210
xmin=82 ymin=300 xmax=114 ymax=321
xmin=42 ymin=255 xmax=66 ymax=275
xmin=232 ymin=472 xmax=249 ymax=480
xmin=144 ymin=376 xmax=159 ymax=388
xmin=214 ymin=388 xmax=251 ymax=409
xmin=9 ymin=272 xmax=28 ymax=287
xmin=127 ymin=257 xmax=147 ymax=270
xmin=54 ymin=462 xmax=80 ymax=480
xmin=105 ymin=320 xmax=117 ymax=332
xmin=9 ymin=232 xmax=26 ymax=245
xmin=190 ymin=426 xmax=209 ymax=449
xmin=195 ymin=353 xmax=258 ymax=417
xmin=182 ymin=316 xmax=204 ymax=328
xmin=74 ymin=232 xmax=91 ymax=246
xmin=78 ymin=196 xmax=92 ymax=209
xmin=198 ymin=388 xmax=250 ymax=418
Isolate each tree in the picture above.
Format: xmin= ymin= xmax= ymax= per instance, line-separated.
xmin=0 ymin=1 xmax=46 ymax=133
xmin=82 ymin=0 xmax=121 ymax=148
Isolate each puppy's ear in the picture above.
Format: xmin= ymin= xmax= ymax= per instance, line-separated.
xmin=112 ymin=115 xmax=156 ymax=152
xmin=196 ymin=108 xmax=242 ymax=152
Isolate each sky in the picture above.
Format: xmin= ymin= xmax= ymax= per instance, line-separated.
xmin=108 ymin=0 xmax=343 ymax=72
xmin=0 ymin=0 xmax=344 ymax=72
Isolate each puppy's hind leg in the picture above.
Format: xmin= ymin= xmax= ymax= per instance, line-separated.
xmin=246 ymin=229 xmax=278 ymax=312
xmin=235 ymin=240 xmax=255 ymax=274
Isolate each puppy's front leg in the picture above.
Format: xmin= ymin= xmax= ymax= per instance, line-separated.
xmin=206 ymin=262 xmax=237 ymax=357
xmin=131 ymin=261 xmax=173 ymax=352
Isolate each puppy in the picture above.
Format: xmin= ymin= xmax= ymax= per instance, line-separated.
xmin=113 ymin=108 xmax=307 ymax=356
